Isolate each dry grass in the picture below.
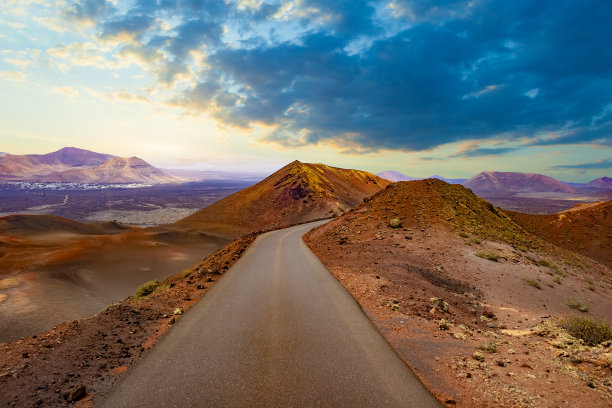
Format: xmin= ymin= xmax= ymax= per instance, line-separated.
xmin=476 ymin=251 xmax=500 ymax=262
xmin=566 ymin=298 xmax=589 ymax=312
xmin=559 ymin=317 xmax=612 ymax=346
xmin=135 ymin=280 xmax=161 ymax=298
xmin=522 ymin=278 xmax=542 ymax=289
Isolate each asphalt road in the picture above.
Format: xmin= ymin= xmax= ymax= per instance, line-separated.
xmin=99 ymin=220 xmax=441 ymax=407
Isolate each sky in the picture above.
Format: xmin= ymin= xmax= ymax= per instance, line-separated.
xmin=0 ymin=0 xmax=610 ymax=181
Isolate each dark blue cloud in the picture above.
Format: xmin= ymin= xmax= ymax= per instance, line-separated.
xmin=450 ymin=147 xmax=519 ymax=158
xmin=551 ymin=159 xmax=612 ymax=170
xmin=70 ymin=0 xmax=612 ymax=152
xmin=65 ymin=0 xmax=113 ymax=23
xmin=101 ymin=15 xmax=155 ymax=40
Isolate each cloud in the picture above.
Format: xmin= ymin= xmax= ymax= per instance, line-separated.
xmin=450 ymin=146 xmax=519 ymax=158
xmin=47 ymin=42 xmax=118 ymax=69
xmin=59 ymin=0 xmax=612 ymax=153
xmin=64 ymin=0 xmax=113 ymax=26
xmin=53 ymin=86 xmax=80 ymax=100
xmin=0 ymin=70 xmax=27 ymax=82
xmin=83 ymin=87 xmax=149 ymax=103
xmin=550 ymin=159 xmax=612 ymax=170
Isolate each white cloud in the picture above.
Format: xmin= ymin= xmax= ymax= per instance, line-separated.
xmin=0 ymin=70 xmax=27 ymax=82
xmin=53 ymin=85 xmax=79 ymax=100
xmin=82 ymin=87 xmax=149 ymax=104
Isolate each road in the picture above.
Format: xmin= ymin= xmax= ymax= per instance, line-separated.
xmin=99 ymin=220 xmax=441 ymax=407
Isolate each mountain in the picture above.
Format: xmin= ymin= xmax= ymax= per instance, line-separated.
xmin=35 ymin=147 xmax=114 ymax=167
xmin=377 ymin=171 xmax=466 ymax=184
xmin=427 ymin=175 xmax=468 ymax=184
xmin=586 ymin=176 xmax=612 ymax=190
xmin=38 ymin=157 xmax=181 ymax=184
xmin=0 ymin=148 xmax=179 ymax=184
xmin=462 ymin=171 xmax=577 ymax=193
xmin=377 ymin=171 xmax=419 ymax=182
xmin=162 ymin=168 xmax=266 ymax=182
xmin=506 ymin=201 xmax=611 ymax=267
xmin=176 ymin=160 xmax=390 ymax=238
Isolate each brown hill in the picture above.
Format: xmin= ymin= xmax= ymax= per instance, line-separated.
xmin=463 ymin=171 xmax=577 ymax=193
xmin=304 ymin=179 xmax=611 ymax=407
xmin=506 ymin=201 xmax=611 ymax=267
xmin=175 ymin=160 xmax=389 ymax=238
xmin=0 ymin=148 xmax=179 ymax=184
xmin=38 ymin=157 xmax=180 ymax=184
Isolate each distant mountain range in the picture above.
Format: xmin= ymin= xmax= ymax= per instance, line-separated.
xmin=586 ymin=176 xmax=612 ymax=189
xmin=162 ymin=168 xmax=266 ymax=182
xmin=377 ymin=170 xmax=611 ymax=193
xmin=462 ymin=171 xmax=577 ymax=193
xmin=377 ymin=171 xmax=467 ymax=184
xmin=0 ymin=147 xmax=180 ymax=184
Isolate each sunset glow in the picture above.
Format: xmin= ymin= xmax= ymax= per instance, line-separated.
xmin=1 ymin=0 xmax=610 ymax=180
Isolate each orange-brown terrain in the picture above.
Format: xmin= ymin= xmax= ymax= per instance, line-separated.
xmin=175 ymin=160 xmax=389 ymax=237
xmin=0 ymin=232 xmax=258 ymax=407
xmin=304 ymin=179 xmax=612 ymax=407
xmin=506 ymin=201 xmax=611 ymax=268
xmin=0 ymin=214 xmax=229 ymax=342
xmin=0 ymin=161 xmax=390 ymax=406
xmin=1 ymin=166 xmax=610 ymax=408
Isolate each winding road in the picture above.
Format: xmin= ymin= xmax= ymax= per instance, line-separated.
xmin=100 ymin=221 xmax=441 ymax=407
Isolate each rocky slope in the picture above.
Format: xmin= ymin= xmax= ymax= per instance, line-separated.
xmin=176 ymin=160 xmax=389 ymax=238
xmin=304 ymin=179 xmax=611 ymax=407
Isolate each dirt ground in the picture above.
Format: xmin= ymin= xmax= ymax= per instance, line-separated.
xmin=0 ymin=223 xmax=229 ymax=342
xmin=0 ymin=233 xmax=258 ymax=407
xmin=304 ymin=181 xmax=612 ymax=407
xmin=506 ymin=201 xmax=611 ymax=268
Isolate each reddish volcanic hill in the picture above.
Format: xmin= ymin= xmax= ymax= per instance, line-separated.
xmin=309 ymin=178 xmax=534 ymax=247
xmin=0 ymin=148 xmax=180 ymax=184
xmin=463 ymin=171 xmax=577 ymax=193
xmin=506 ymin=201 xmax=611 ymax=267
xmin=304 ymin=179 xmax=611 ymax=407
xmin=175 ymin=160 xmax=390 ymax=238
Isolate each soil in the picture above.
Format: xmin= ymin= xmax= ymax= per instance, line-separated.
xmin=0 ymin=215 xmax=230 ymax=342
xmin=506 ymin=201 xmax=611 ymax=268
xmin=476 ymin=191 xmax=612 ymax=214
xmin=0 ymin=233 xmax=258 ymax=407
xmin=304 ymin=180 xmax=612 ymax=407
